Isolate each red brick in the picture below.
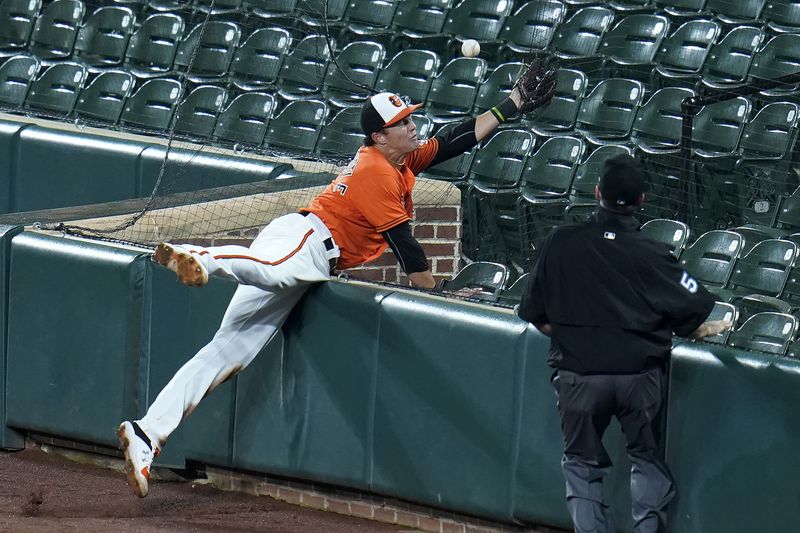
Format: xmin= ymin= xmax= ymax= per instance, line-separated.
xmin=413 ymin=224 xmax=436 ymax=239
xmin=415 ymin=206 xmax=459 ymax=221
xmin=373 ymin=507 xmax=398 ymax=524
xmin=326 ymin=499 xmax=351 ymax=515
xmin=417 ymin=516 xmax=442 ymax=532
xmin=368 ymin=252 xmax=399 ymax=267
xmin=436 ymin=224 xmax=460 ymax=239
xmin=441 ymin=521 xmax=466 ymax=533
xmin=349 ymin=269 xmax=386 ymax=282
xmin=396 ymin=511 xmax=420 ymax=528
xmin=349 ymin=502 xmax=375 ymax=520
xmin=300 ymin=492 xmax=325 ymax=509
xmin=422 ymin=242 xmax=458 ymax=257
xmin=277 ymin=487 xmax=302 ymax=505
xmin=434 ymin=258 xmax=455 ymax=274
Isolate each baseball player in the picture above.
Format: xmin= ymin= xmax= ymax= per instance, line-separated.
xmin=118 ymin=57 xmax=558 ymax=497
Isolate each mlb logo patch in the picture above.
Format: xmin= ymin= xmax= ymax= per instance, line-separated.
xmin=604 ymin=231 xmax=616 ymax=240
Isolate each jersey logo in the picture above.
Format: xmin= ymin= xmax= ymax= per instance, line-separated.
xmin=603 ymin=231 xmax=616 ymax=240
xmin=335 ymin=183 xmax=348 ymax=196
xmin=680 ymin=271 xmax=698 ymax=294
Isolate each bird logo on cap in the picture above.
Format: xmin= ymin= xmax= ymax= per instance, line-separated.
xmin=388 ymin=94 xmax=403 ymax=107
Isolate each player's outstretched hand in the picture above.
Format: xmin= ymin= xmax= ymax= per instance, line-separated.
xmin=513 ymin=51 xmax=559 ymax=116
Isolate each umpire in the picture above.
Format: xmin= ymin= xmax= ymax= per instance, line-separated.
xmin=517 ymin=155 xmax=731 ymax=532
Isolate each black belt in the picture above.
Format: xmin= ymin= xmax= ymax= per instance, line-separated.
xmin=300 ymin=211 xmax=334 ymax=251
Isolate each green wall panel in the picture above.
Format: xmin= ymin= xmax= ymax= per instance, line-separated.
xmin=0 ymin=121 xmax=29 ymax=214
xmin=0 ymin=225 xmax=23 ymax=449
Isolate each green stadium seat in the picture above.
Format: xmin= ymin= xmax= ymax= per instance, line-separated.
xmin=576 ymin=78 xmax=645 ymax=145
xmin=698 ymin=301 xmax=737 ymax=345
xmin=600 ymin=14 xmax=670 ymax=67
xmin=519 ymin=136 xmax=585 ymax=200
xmin=245 ymin=0 xmax=298 ymax=19
xmin=173 ymin=85 xmax=227 ymax=139
xmin=147 ymin=0 xmax=184 ymax=11
xmin=323 ymin=41 xmax=386 ymax=107
xmin=467 ymin=129 xmax=534 ymax=190
xmin=315 ymin=106 xmax=364 ymax=156
xmin=706 ymin=0 xmax=767 ymax=24
xmin=441 ymin=261 xmax=510 ymax=301
xmin=526 ymin=68 xmax=587 ymax=136
xmin=653 ymin=0 xmax=706 ymax=17
xmin=0 ymin=0 xmax=41 ymax=51
xmin=550 ymin=6 xmax=614 ymax=61
xmin=497 ymin=272 xmax=530 ymax=305
xmin=701 ymin=26 xmax=764 ymax=90
xmin=276 ymin=34 xmax=330 ymax=100
xmin=418 ymin=122 xmax=475 ymax=182
xmin=748 ymin=34 xmax=800 ymax=96
xmin=427 ymin=57 xmax=487 ymax=122
xmin=735 ymin=294 xmax=790 ymax=325
xmin=74 ymin=70 xmax=134 ymax=123
xmin=28 ymin=0 xmax=85 ymax=59
xmin=374 ymin=49 xmax=440 ymax=105
xmin=174 ymin=21 xmax=241 ymax=80
xmin=412 ymin=113 xmax=434 ymax=139
xmin=654 ymin=19 xmax=720 ymax=80
xmin=762 ymin=1 xmax=800 ymax=33
xmin=296 ymin=0 xmax=348 ymax=27
xmin=608 ymin=0 xmax=653 ymax=11
xmin=473 ymin=62 xmax=522 ymax=114
xmin=229 ymin=27 xmax=291 ymax=91
xmin=728 ymin=225 xmax=777 ymax=255
xmin=124 ymin=13 xmax=184 ymax=78
xmin=568 ymin=144 xmax=633 ymax=206
xmin=737 ymin=102 xmax=799 ymax=161
xmin=775 ymin=187 xmax=800 ymax=233
xmin=497 ymin=0 xmax=566 ymax=59
xmin=0 ymin=54 xmax=38 ymax=107
xmin=212 ymin=92 xmax=276 ymax=146
xmin=723 ymin=239 xmax=797 ymax=299
xmin=678 ymin=229 xmax=743 ymax=287
xmin=692 ymin=97 xmax=751 ymax=158
xmin=441 ymin=0 xmax=513 ymax=43
xmin=25 ymin=62 xmax=86 ymax=114
xmin=631 ymin=87 xmax=696 ymax=154
xmin=392 ymin=0 xmax=454 ymax=40
xmin=264 ymin=99 xmax=328 ymax=152
xmin=120 ymin=78 xmax=181 ymax=130
xmin=343 ymin=0 xmax=398 ymax=33
xmin=195 ymin=0 xmax=243 ymax=15
xmin=640 ymin=218 xmax=690 ymax=257
xmin=727 ymin=312 xmax=797 ymax=355
xmin=73 ymin=6 xmax=135 ymax=68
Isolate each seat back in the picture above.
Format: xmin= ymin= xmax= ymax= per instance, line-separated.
xmin=375 ymin=49 xmax=440 ymax=104
xmin=468 ymin=129 xmax=534 ymax=190
xmin=632 ymin=87 xmax=696 ymax=152
xmin=230 ymin=27 xmax=291 ymax=90
xmin=195 ymin=0 xmax=243 ymax=14
xmin=212 ymin=92 xmax=276 ymax=145
xmin=315 ymin=106 xmax=364 ymax=156
xmin=474 ymin=62 xmax=522 ymax=114
xmin=577 ymin=78 xmax=644 ymax=141
xmin=519 ymin=136 xmax=585 ymax=199
xmin=441 ymin=0 xmax=513 ymax=41
xmin=25 ymin=62 xmax=86 ymax=114
xmin=700 ymin=301 xmax=737 ymax=344
xmin=264 ymin=99 xmax=328 ymax=151
xmin=600 ymin=14 xmax=669 ymax=66
xmin=29 ymin=0 xmax=85 ymax=59
xmin=427 ymin=57 xmax=487 ymax=121
xmin=499 ymin=0 xmax=566 ymax=53
xmin=749 ymin=34 xmax=800 ymax=86
xmin=551 ymin=6 xmax=614 ymax=59
xmin=120 ymin=78 xmax=182 ymax=130
xmin=640 ymin=218 xmax=690 ymax=256
xmin=569 ymin=144 xmax=633 ymax=204
xmin=739 ymin=102 xmax=800 ymax=160
xmin=701 ymin=26 xmax=763 ymax=87
xmin=497 ymin=272 xmax=530 ymax=305
xmin=0 ymin=54 xmax=39 ymax=107
xmin=655 ymin=19 xmax=720 ymax=74
xmin=527 ymin=68 xmax=587 ymax=135
xmin=419 ymin=121 xmax=475 ymax=182
xmin=727 ymin=312 xmax=797 ymax=355
xmin=344 ymin=0 xmax=398 ymax=29
xmin=74 ymin=70 xmax=134 ymax=123
xmin=277 ymin=34 xmax=331 ymax=98
xmin=706 ymin=0 xmax=766 ymax=22
xmin=444 ymin=261 xmax=510 ymax=298
xmin=246 ymin=0 xmax=298 ymax=18
xmin=654 ymin=0 xmax=706 ymax=16
xmin=323 ymin=41 xmax=385 ymax=105
xmin=174 ymin=21 xmax=241 ymax=79
xmin=125 ymin=13 xmax=185 ymax=77
xmin=0 ymin=0 xmax=41 ymax=50
xmin=727 ymin=239 xmax=797 ymax=297
xmin=762 ymin=1 xmax=800 ymax=33
xmin=678 ymin=229 xmax=743 ymax=287
xmin=691 ymin=97 xmax=751 ymax=156
xmin=173 ymin=85 xmax=228 ymax=138
xmin=392 ymin=0 xmax=453 ymax=36
xmin=74 ymin=6 xmax=134 ymax=67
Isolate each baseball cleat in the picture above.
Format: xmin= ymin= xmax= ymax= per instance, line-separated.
xmin=118 ymin=421 xmax=158 ymax=498
xmin=152 ymin=243 xmax=208 ymax=287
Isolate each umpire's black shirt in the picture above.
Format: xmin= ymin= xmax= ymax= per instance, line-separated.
xmin=518 ymin=207 xmax=715 ymax=374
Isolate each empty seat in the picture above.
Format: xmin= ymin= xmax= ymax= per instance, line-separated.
xmin=653 ymin=0 xmax=706 ymax=17
xmin=654 ymin=19 xmax=720 ymax=80
xmin=25 ymin=62 xmax=86 ymax=114
xmin=727 ymin=312 xmax=797 ymax=355
xmin=600 ymin=14 xmax=670 ymax=67
xmin=499 ymin=0 xmax=566 ymax=57
xmin=467 ymin=128 xmax=534 ymax=190
xmin=0 ymin=54 xmax=38 ymax=107
xmin=678 ymin=229 xmax=743 ymax=287
xmin=374 ymin=49 xmax=440 ymax=105
xmin=418 ymin=121 xmax=475 ymax=182
xmin=174 ymin=21 xmax=241 ymax=80
xmin=692 ymin=97 xmax=751 ymax=158
xmin=748 ymin=34 xmax=800 ymax=94
xmin=412 ymin=113 xmax=434 ymax=139
xmin=29 ymin=0 xmax=85 ymax=59
xmin=343 ymin=0 xmax=398 ymax=34
xmin=762 ymin=1 xmax=800 ymax=33
xmin=315 ymin=106 xmax=363 ymax=156
xmin=323 ymin=41 xmax=385 ymax=107
xmin=608 ymin=0 xmax=653 ymax=11
xmin=426 ymin=57 xmax=487 ymax=122
xmin=631 ymin=87 xmax=696 ymax=153
xmin=701 ymin=27 xmax=764 ymax=89
xmin=473 ymin=61 xmax=522 ymax=114
xmin=195 ymin=0 xmax=243 ymax=15
xmin=441 ymin=0 xmax=513 ymax=42
xmin=213 ymin=92 xmax=276 ymax=145
xmin=568 ymin=144 xmax=633 ymax=206
xmin=729 ymin=225 xmax=777 ymax=255
xmin=519 ymin=136 xmax=585 ymax=200
xmin=74 ymin=6 xmax=135 ymax=68
xmin=229 ymin=27 xmax=291 ymax=90
xmin=74 ymin=70 xmax=133 ymax=123
xmin=736 ymin=294 xmax=790 ymax=326
xmin=442 ymin=261 xmax=510 ymax=301
xmin=497 ymin=272 xmax=530 ymax=305
xmin=640 ymin=218 xmax=690 ymax=256
xmin=527 ymin=68 xmax=587 ymax=136
xmin=245 ymin=0 xmax=298 ymax=18
xmin=576 ymin=78 xmax=645 ymax=144
xmin=263 ymin=99 xmax=328 ymax=152
xmin=276 ymin=34 xmax=331 ymax=99
xmin=722 ymin=239 xmax=798 ymax=299
xmin=699 ymin=301 xmax=737 ymax=345
xmin=173 ymin=85 xmax=227 ymax=138
xmin=738 ymin=102 xmax=800 ymax=161
xmin=392 ymin=0 xmax=453 ymax=39
xmin=706 ymin=0 xmax=766 ymax=24
xmin=296 ymin=0 xmax=348 ymax=27
xmin=120 ymin=78 xmax=182 ymax=130
xmin=124 ymin=13 xmax=184 ymax=77
xmin=0 ymin=0 xmax=41 ymax=51
xmin=550 ymin=6 xmax=614 ymax=60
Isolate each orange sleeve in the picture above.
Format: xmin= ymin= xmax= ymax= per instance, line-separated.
xmin=348 ymin=168 xmax=410 ymax=232
xmin=405 ymin=138 xmax=440 ymax=175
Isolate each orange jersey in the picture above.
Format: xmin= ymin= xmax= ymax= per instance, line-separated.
xmin=304 ymin=139 xmax=439 ymax=269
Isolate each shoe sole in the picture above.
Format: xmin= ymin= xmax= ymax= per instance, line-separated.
xmin=153 ymin=243 xmax=208 ymax=287
xmin=117 ymin=423 xmax=149 ymax=498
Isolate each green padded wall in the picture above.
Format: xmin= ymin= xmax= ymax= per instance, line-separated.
xmin=0 ymin=121 xmax=30 ymax=214
xmin=0 ymin=225 xmax=23 ymax=449
xmin=666 ymin=344 xmax=800 ymax=533
xmin=5 ymin=232 xmax=147 ymax=447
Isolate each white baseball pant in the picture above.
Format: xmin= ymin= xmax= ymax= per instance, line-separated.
xmin=137 ymin=212 xmax=339 ymax=448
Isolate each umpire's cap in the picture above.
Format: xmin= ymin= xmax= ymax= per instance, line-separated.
xmin=598 ymin=155 xmax=646 ymax=207
xmin=361 ymin=92 xmax=423 ymax=136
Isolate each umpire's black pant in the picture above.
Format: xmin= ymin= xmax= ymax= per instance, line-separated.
xmin=552 ymin=367 xmax=675 ymax=533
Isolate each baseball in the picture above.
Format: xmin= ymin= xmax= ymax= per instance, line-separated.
xmin=461 ymin=39 xmax=480 ymax=58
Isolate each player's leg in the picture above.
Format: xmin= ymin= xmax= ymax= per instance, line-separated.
xmin=615 ymin=368 xmax=674 ymax=533
xmin=553 ymin=370 xmax=617 ymax=533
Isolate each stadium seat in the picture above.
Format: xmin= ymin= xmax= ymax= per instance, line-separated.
xmin=473 ymin=62 xmax=522 ymax=114
xmin=550 ymin=6 xmax=614 ymax=61
xmin=194 ymin=0 xmax=243 ymax=15
xmin=343 ymin=0 xmax=398 ymax=35
xmin=73 ymin=6 xmax=135 ymax=68
xmin=276 ymin=34 xmax=331 ymax=100
xmin=315 ymin=106 xmax=363 ymax=156
xmin=412 ymin=113 xmax=434 ymax=139
xmin=426 ymin=57 xmax=487 ymax=123
xmin=73 ymin=70 xmax=134 ymax=123
xmin=245 ymin=0 xmax=297 ymax=18
xmin=441 ymin=0 xmax=514 ymax=44
xmin=441 ymin=261 xmax=510 ymax=301
xmin=699 ymin=301 xmax=737 ymax=345
xmin=631 ymin=87 xmax=696 ymax=154
xmin=568 ymin=144 xmax=633 ymax=206
xmin=519 ymin=136 xmax=585 ymax=200
xmin=120 ymin=78 xmax=182 ymax=130
xmin=678 ymin=229 xmax=743 ymax=287
xmin=775 ymin=187 xmax=800 ymax=233
xmin=762 ymin=1 xmax=800 ymax=33
xmin=737 ymin=102 xmax=800 ymax=161
xmin=229 ymin=27 xmax=291 ymax=91
xmin=392 ymin=0 xmax=453 ymax=41
xmin=0 ymin=54 xmax=38 ymax=107
xmin=640 ymin=218 xmax=690 ymax=257
xmin=296 ymin=0 xmax=348 ymax=27
xmin=722 ymin=239 xmax=797 ymax=299
xmin=323 ymin=41 xmax=386 ymax=108
xmin=705 ymin=0 xmax=767 ymax=24
xmin=748 ymin=34 xmax=800 ymax=96
xmin=0 ymin=0 xmax=41 ymax=52
xmin=599 ymin=14 xmax=670 ymax=68
xmin=691 ymin=97 xmax=751 ymax=158
xmin=212 ymin=92 xmax=276 ymax=146
xmin=700 ymin=26 xmax=764 ymax=90
xmin=374 ymin=49 xmax=440 ymax=105
xmin=147 ymin=0 xmax=184 ymax=11
xmin=736 ymin=294 xmax=790 ymax=325
xmin=576 ymin=78 xmax=645 ymax=145
xmin=527 ymin=68 xmax=587 ymax=136
xmin=124 ymin=13 xmax=185 ymax=78
xmin=497 ymin=0 xmax=566 ymax=59
xmin=729 ymin=225 xmax=777 ymax=255
xmin=653 ymin=0 xmax=706 ymax=17
xmin=608 ymin=0 xmax=653 ymax=11
xmin=173 ymin=85 xmax=227 ymax=138
xmin=174 ymin=21 xmax=241 ymax=80
xmin=727 ymin=312 xmax=797 ymax=355
xmin=654 ymin=19 xmax=720 ymax=81
xmin=263 ymin=99 xmax=328 ymax=152
xmin=25 ymin=62 xmax=86 ymax=114
xmin=467 ymin=129 xmax=534 ymax=190
xmin=28 ymin=0 xmax=85 ymax=59
xmin=497 ymin=272 xmax=530 ymax=305
xmin=418 ymin=121 xmax=475 ymax=182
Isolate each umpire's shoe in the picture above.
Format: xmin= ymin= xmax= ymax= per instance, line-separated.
xmin=152 ymin=243 xmax=208 ymax=287
xmin=118 ymin=421 xmax=158 ymax=498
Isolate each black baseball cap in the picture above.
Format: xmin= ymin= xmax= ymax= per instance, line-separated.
xmin=598 ymin=154 xmax=646 ymax=207
xmin=360 ymin=92 xmax=423 ymax=136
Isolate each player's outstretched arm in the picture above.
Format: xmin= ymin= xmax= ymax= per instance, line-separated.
xmin=408 ymin=270 xmax=436 ymax=289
